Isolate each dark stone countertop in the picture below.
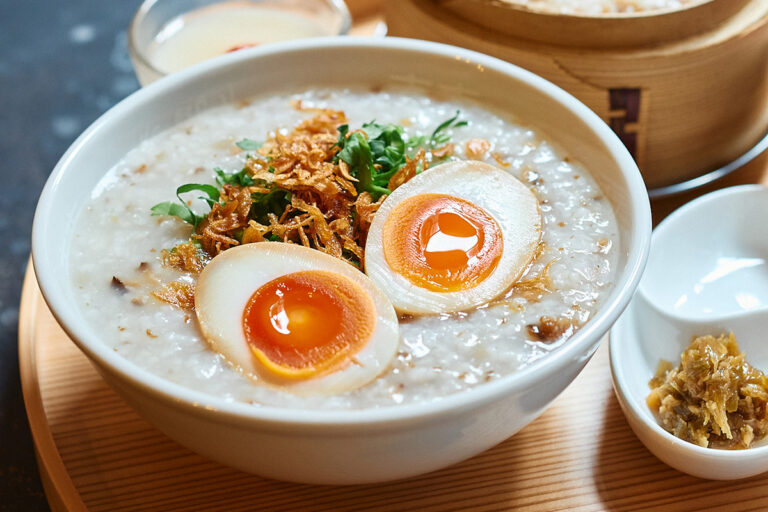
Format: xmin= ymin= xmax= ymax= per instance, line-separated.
xmin=0 ymin=1 xmax=142 ymax=508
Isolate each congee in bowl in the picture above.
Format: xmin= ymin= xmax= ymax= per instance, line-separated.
xmin=69 ymin=88 xmax=619 ymax=408
xmin=33 ymin=38 xmax=649 ymax=482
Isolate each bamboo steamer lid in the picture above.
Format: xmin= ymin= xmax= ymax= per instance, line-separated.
xmin=386 ymin=0 xmax=768 ymax=189
xmin=440 ymin=0 xmax=753 ymax=48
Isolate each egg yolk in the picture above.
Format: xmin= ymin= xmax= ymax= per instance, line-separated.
xmin=382 ymin=194 xmax=503 ymax=292
xmin=242 ymin=270 xmax=375 ymax=379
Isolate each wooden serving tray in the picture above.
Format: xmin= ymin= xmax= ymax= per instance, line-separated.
xmin=20 ymin=260 xmax=768 ymax=512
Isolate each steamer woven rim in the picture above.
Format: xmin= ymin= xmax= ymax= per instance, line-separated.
xmin=487 ymin=0 xmax=717 ymax=19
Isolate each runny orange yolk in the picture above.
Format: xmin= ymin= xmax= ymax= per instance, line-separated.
xmin=382 ymin=194 xmax=503 ymax=292
xmin=242 ymin=271 xmax=375 ymax=379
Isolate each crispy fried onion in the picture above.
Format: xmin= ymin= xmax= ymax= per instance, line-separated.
xmin=196 ymin=109 xmax=396 ymax=266
xmin=388 ymin=148 xmax=427 ymax=191
xmin=242 ymin=193 xmax=386 ymax=266
xmin=510 ymin=251 xmax=553 ymax=303
xmin=247 ymin=109 xmax=356 ymax=201
xmin=161 ymin=241 xmax=209 ymax=274
xmin=195 ymin=185 xmax=254 ymax=255
xmin=526 ymin=315 xmax=577 ymax=343
xmin=157 ymin=109 xmax=418 ymax=310
xmin=151 ymin=281 xmax=196 ymax=311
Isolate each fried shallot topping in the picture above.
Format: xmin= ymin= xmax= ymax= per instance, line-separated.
xmin=466 ymin=138 xmax=490 ymax=160
xmin=196 ymin=185 xmax=254 ymax=254
xmin=526 ymin=315 xmax=577 ymax=343
xmin=510 ymin=252 xmax=553 ymax=303
xmin=387 ymin=149 xmax=427 ymax=191
xmin=249 ymin=108 xmax=353 ymax=201
xmin=161 ymin=241 xmax=209 ymax=274
xmin=182 ymin=108 xmax=433 ymax=267
xmin=151 ymin=281 xmax=196 ymax=311
xmin=149 ymin=106 xmax=469 ymax=308
xmin=233 ymin=109 xmax=376 ymax=265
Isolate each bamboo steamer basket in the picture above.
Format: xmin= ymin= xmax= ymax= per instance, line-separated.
xmin=386 ymin=0 xmax=768 ymax=190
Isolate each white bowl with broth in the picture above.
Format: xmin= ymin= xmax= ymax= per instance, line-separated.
xmin=32 ymin=38 xmax=650 ymax=484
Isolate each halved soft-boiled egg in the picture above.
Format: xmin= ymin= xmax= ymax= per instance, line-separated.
xmin=195 ymin=243 xmax=399 ymax=395
xmin=365 ymin=160 xmax=541 ymax=315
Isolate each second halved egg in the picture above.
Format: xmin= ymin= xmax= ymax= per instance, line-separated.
xmin=195 ymin=243 xmax=399 ymax=395
xmin=365 ymin=160 xmax=542 ymax=315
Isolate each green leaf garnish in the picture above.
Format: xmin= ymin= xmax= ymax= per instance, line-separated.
xmin=335 ymin=112 xmax=465 ymax=200
xmin=150 ymin=183 xmax=220 ymax=227
xmin=337 ymin=129 xmax=390 ymax=200
xmin=430 ymin=110 xmax=467 ymax=147
xmin=364 ymin=121 xmax=407 ymax=174
xmin=151 ymin=112 xmax=466 ymax=231
xmin=236 ymin=138 xmax=262 ymax=151
xmin=250 ymin=188 xmax=292 ymax=225
xmin=334 ymin=124 xmax=349 ymax=153
xmin=215 ymin=166 xmax=255 ymax=187
xmin=405 ymin=134 xmax=429 ymax=151
xmin=176 ymin=183 xmax=220 ymax=206
xmin=150 ymin=202 xmax=199 ymax=226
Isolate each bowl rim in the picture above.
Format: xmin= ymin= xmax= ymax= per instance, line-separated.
xmin=33 ymin=36 xmax=651 ymax=428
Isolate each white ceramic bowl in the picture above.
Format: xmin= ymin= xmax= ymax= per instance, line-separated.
xmin=33 ymin=37 xmax=651 ymax=484
xmin=610 ymin=185 xmax=768 ymax=480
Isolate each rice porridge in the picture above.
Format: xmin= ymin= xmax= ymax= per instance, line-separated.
xmin=508 ymin=0 xmax=706 ymax=15
xmin=69 ymin=88 xmax=619 ymax=409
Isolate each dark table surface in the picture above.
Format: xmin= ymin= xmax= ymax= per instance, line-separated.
xmin=0 ymin=1 xmax=142 ymax=508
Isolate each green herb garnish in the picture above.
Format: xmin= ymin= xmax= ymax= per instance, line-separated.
xmin=150 ymin=183 xmax=220 ymax=227
xmin=152 ymin=111 xmax=466 ymax=226
xmin=333 ymin=111 xmax=466 ymax=200
xmin=430 ymin=110 xmax=468 ymax=147
xmin=235 ymin=138 xmax=262 ymax=151
xmin=337 ymin=128 xmax=390 ymax=199
xmin=250 ymin=188 xmax=292 ymax=225
xmin=214 ymin=166 xmax=254 ymax=187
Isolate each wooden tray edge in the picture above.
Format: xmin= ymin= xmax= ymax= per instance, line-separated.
xmin=18 ymin=261 xmax=88 ymax=512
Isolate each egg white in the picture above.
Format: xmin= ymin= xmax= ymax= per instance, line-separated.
xmin=364 ymin=160 xmax=542 ymax=315
xmin=195 ymin=242 xmax=400 ymax=395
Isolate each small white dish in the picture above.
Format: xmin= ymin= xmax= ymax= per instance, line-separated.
xmin=610 ymin=184 xmax=768 ymax=480
xmin=128 ymin=0 xmax=351 ymax=85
